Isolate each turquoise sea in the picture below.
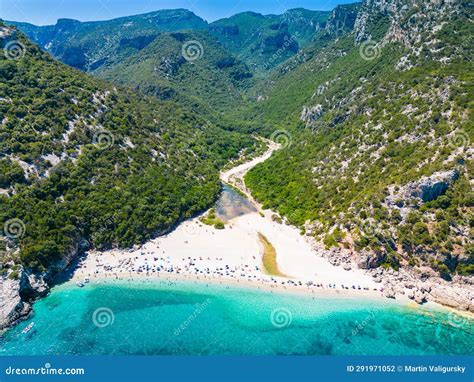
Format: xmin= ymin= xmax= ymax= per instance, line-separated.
xmin=1 ymin=280 xmax=473 ymax=355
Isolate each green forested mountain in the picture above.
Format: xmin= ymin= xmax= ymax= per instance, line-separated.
xmin=209 ymin=9 xmax=330 ymax=73
xmin=5 ymin=7 xmax=337 ymax=113
xmin=2 ymin=0 xmax=472 ymax=284
xmin=95 ymin=30 xmax=254 ymax=111
xmin=246 ymin=3 xmax=360 ymax=101
xmin=0 ymin=24 xmax=257 ymax=272
xmin=7 ymin=8 xmax=331 ymax=77
xmin=245 ymin=0 xmax=473 ymax=276
xmin=7 ymin=9 xmax=208 ymax=71
xmin=6 ymin=8 xmax=331 ymax=112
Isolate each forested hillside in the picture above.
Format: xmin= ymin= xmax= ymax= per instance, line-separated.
xmin=209 ymin=9 xmax=330 ymax=73
xmin=245 ymin=0 xmax=473 ymax=277
xmin=7 ymin=9 xmax=332 ymax=112
xmin=7 ymin=8 xmax=330 ymax=77
xmin=95 ymin=30 xmax=254 ymax=111
xmin=7 ymin=9 xmax=208 ymax=71
xmin=3 ymin=0 xmax=473 ymax=282
xmin=0 ymin=24 xmax=257 ymax=273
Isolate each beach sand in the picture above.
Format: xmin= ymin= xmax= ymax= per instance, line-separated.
xmin=71 ymin=140 xmax=391 ymax=302
xmin=72 ymin=206 xmax=384 ymax=301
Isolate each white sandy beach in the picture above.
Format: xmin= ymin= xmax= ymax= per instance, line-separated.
xmin=72 ymin=211 xmax=380 ymax=294
xmin=71 ymin=140 xmax=387 ymax=301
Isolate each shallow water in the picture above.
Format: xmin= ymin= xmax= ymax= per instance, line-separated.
xmin=1 ymin=280 xmax=473 ymax=355
xmin=215 ymin=185 xmax=257 ymax=222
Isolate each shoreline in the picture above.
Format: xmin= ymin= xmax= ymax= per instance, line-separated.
xmin=69 ymin=261 xmax=387 ymax=302
xmin=66 ymin=138 xmax=473 ymax=319
xmin=2 ymin=138 xmax=472 ymax=336
xmin=67 ymin=202 xmax=389 ymax=313
xmin=66 ymin=271 xmax=474 ymax=321
xmin=65 ymin=208 xmax=473 ymax=320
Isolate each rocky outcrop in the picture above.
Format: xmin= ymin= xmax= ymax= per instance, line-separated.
xmin=308 ymin=235 xmax=474 ymax=313
xmin=1 ymin=270 xmax=52 ymax=333
xmin=366 ymin=265 xmax=474 ymax=312
xmin=300 ymin=104 xmax=323 ymax=126
xmin=411 ymin=170 xmax=458 ymax=202
xmin=353 ymin=0 xmax=465 ymax=69
xmin=0 ymin=243 xmax=80 ymax=333
xmin=324 ymin=3 xmax=360 ymax=37
xmin=0 ymin=26 xmax=14 ymax=38
xmin=384 ymin=169 xmax=459 ymax=218
xmin=354 ymin=0 xmax=462 ymax=44
xmin=119 ymin=34 xmax=158 ymax=51
xmin=209 ymin=25 xmax=239 ymax=37
xmin=0 ymin=272 xmax=34 ymax=333
xmin=429 ymin=279 xmax=474 ymax=312
xmin=356 ymin=250 xmax=384 ymax=269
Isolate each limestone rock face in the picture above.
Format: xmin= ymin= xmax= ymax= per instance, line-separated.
xmin=413 ymin=290 xmax=427 ymax=304
xmin=428 ymin=281 xmax=474 ymax=313
xmin=383 ymin=286 xmax=396 ymax=299
xmin=20 ymin=271 xmax=49 ymax=300
xmin=0 ymin=273 xmax=31 ymax=332
xmin=361 ymin=259 xmax=473 ymax=311
xmin=408 ymin=170 xmax=458 ymax=203
xmin=354 ymin=0 xmax=463 ymax=56
xmin=385 ymin=170 xmax=459 ymax=208
xmin=300 ymin=105 xmax=323 ymax=126
xmin=356 ymin=250 xmax=384 ymax=269
xmin=0 ymin=243 xmax=80 ymax=332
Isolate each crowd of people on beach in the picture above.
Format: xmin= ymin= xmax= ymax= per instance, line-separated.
xmin=74 ymin=250 xmax=382 ymax=296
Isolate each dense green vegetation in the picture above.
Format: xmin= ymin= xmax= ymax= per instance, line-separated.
xmin=96 ymin=30 xmax=254 ymax=112
xmin=8 ymin=8 xmax=333 ymax=113
xmin=8 ymin=8 xmax=330 ymax=77
xmin=7 ymin=9 xmax=208 ymax=71
xmin=0 ymin=25 xmax=257 ymax=271
xmin=209 ymin=9 xmax=330 ymax=74
xmin=245 ymin=0 xmax=473 ymax=276
xmin=3 ymin=0 xmax=473 ymax=280
xmin=199 ymin=208 xmax=225 ymax=229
